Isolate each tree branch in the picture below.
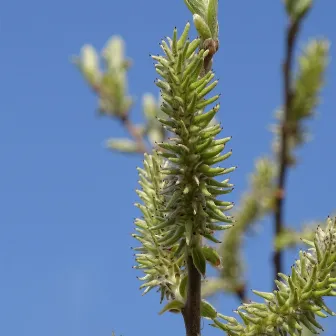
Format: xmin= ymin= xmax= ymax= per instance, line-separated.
xmin=182 ymin=256 xmax=202 ymax=336
xmin=120 ymin=115 xmax=148 ymax=153
xmin=273 ymin=18 xmax=299 ymax=287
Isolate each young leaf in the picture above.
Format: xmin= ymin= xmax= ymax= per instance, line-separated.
xmin=159 ymin=300 xmax=185 ymax=315
xmin=192 ymin=244 xmax=207 ymax=276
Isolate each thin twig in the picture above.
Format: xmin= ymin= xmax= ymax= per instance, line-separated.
xmin=236 ymin=283 xmax=248 ymax=303
xmin=273 ymin=18 xmax=300 ymax=287
xmin=120 ymin=114 xmax=148 ymax=153
xmin=203 ymin=39 xmax=219 ymax=74
xmin=92 ymin=84 xmax=148 ymax=153
xmin=182 ymin=256 xmax=202 ymax=336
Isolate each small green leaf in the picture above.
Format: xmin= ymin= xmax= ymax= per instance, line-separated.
xmin=202 ymin=246 xmax=221 ymax=267
xmin=284 ymin=0 xmax=312 ymax=20
xmin=147 ymin=127 xmax=164 ymax=145
xmin=191 ymin=244 xmax=206 ymax=276
xmin=194 ymin=105 xmax=219 ymax=127
xmin=177 ymin=22 xmax=191 ymax=50
xmin=184 ymin=0 xmax=207 ymax=18
xmin=106 ymin=138 xmax=139 ymax=153
xmin=102 ymin=36 xmax=125 ymax=69
xmin=212 ymin=319 xmax=231 ymax=332
xmin=179 ymin=275 xmax=188 ymax=299
xmin=252 ymin=290 xmax=275 ymax=301
xmin=207 ymin=0 xmax=218 ymax=38
xmin=76 ymin=45 xmax=100 ymax=85
xmin=158 ymin=300 xmax=184 ymax=315
xmin=143 ymin=93 xmax=158 ymax=120
xmin=201 ymin=299 xmax=218 ymax=319
xmin=193 ymin=14 xmax=212 ymax=41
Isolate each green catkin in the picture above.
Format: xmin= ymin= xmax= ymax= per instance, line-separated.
xmin=133 ymin=25 xmax=234 ymax=299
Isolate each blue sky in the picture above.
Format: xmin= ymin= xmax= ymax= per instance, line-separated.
xmin=0 ymin=0 xmax=335 ymax=335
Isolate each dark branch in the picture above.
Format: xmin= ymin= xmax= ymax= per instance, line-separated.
xmin=273 ymin=18 xmax=300 ymax=288
xmin=120 ymin=114 xmax=148 ymax=153
xmin=182 ymin=256 xmax=201 ymax=336
xmin=236 ymin=283 xmax=248 ymax=303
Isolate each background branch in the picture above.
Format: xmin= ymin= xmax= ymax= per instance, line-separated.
xmin=273 ymin=18 xmax=300 ymax=286
xmin=120 ymin=114 xmax=148 ymax=153
xmin=93 ymin=84 xmax=149 ymax=153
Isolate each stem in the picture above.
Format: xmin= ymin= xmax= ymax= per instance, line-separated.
xmin=120 ymin=115 xmax=148 ymax=153
xmin=273 ymin=18 xmax=299 ymax=287
xmin=182 ymin=256 xmax=201 ymax=336
xmin=181 ymin=39 xmax=219 ymax=336
xmin=203 ymin=39 xmax=219 ymax=75
xmin=236 ymin=283 xmax=247 ymax=303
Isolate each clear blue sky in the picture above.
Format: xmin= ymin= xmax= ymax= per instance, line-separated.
xmin=0 ymin=1 xmax=335 ymax=335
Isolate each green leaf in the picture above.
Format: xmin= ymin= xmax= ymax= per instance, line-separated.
xmin=177 ymin=22 xmax=191 ymax=50
xmin=147 ymin=127 xmax=164 ymax=145
xmin=179 ymin=275 xmax=188 ymax=299
xmin=184 ymin=0 xmax=207 ymax=18
xmin=102 ymin=36 xmax=125 ymax=69
xmin=158 ymin=300 xmax=185 ymax=315
xmin=193 ymin=14 xmax=212 ymax=41
xmin=191 ymin=244 xmax=206 ymax=276
xmin=252 ymin=290 xmax=275 ymax=301
xmin=106 ymin=138 xmax=139 ymax=153
xmin=202 ymin=245 xmax=221 ymax=267
xmin=284 ymin=0 xmax=312 ymax=21
xmin=201 ymin=278 xmax=232 ymax=298
xmin=207 ymin=0 xmax=218 ymax=38
xmin=76 ymin=45 xmax=100 ymax=85
xmin=143 ymin=93 xmax=158 ymax=120
xmin=201 ymin=299 xmax=218 ymax=319
xmin=290 ymin=40 xmax=329 ymax=122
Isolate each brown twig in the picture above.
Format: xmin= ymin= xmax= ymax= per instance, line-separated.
xmin=182 ymin=256 xmax=202 ymax=336
xmin=236 ymin=283 xmax=248 ymax=303
xmin=203 ymin=39 xmax=219 ymax=75
xmin=120 ymin=114 xmax=148 ymax=153
xmin=273 ymin=18 xmax=300 ymax=288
